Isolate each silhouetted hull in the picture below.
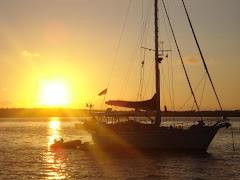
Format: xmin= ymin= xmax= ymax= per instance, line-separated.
xmin=92 ymin=126 xmax=221 ymax=152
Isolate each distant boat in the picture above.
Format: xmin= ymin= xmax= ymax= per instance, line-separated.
xmin=77 ymin=0 xmax=231 ymax=152
xmin=50 ymin=138 xmax=92 ymax=149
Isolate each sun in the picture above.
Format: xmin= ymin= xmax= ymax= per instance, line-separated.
xmin=40 ymin=82 xmax=69 ymax=107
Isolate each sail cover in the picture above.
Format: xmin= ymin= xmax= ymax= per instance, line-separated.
xmin=105 ymin=94 xmax=156 ymax=111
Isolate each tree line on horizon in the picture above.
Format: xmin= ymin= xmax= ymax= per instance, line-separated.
xmin=0 ymin=108 xmax=239 ymax=118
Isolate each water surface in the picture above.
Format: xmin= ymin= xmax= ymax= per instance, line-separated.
xmin=0 ymin=117 xmax=239 ymax=179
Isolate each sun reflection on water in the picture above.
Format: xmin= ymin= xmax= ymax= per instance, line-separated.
xmin=48 ymin=119 xmax=61 ymax=146
xmin=43 ymin=117 xmax=68 ymax=179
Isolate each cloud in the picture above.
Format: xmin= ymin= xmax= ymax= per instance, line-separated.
xmin=183 ymin=56 xmax=201 ymax=65
xmin=22 ymin=50 xmax=40 ymax=57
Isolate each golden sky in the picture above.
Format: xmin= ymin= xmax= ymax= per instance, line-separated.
xmin=0 ymin=0 xmax=239 ymax=110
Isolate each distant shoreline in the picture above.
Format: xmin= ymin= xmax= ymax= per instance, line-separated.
xmin=0 ymin=108 xmax=239 ymax=118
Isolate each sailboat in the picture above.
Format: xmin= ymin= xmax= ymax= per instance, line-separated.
xmin=77 ymin=0 xmax=231 ymax=152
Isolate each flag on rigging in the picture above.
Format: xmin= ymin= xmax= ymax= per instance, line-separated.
xmin=98 ymin=88 xmax=107 ymax=96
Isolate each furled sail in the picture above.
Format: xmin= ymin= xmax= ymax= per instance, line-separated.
xmin=105 ymin=94 xmax=156 ymax=111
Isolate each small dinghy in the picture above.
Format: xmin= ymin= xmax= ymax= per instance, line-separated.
xmin=50 ymin=138 xmax=83 ymax=149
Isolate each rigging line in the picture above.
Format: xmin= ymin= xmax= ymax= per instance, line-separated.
xmin=137 ymin=49 xmax=145 ymax=100
xmin=159 ymin=28 xmax=172 ymax=110
xmin=160 ymin=66 xmax=167 ymax=108
xmin=104 ymin=0 xmax=132 ymax=101
xmin=139 ymin=49 xmax=146 ymax=100
xmin=181 ymin=0 xmax=223 ymax=111
xmin=199 ymin=74 xmax=207 ymax=109
xmin=141 ymin=62 xmax=145 ymax=99
xmin=140 ymin=50 xmax=146 ymax=99
xmin=178 ymin=72 xmax=207 ymax=111
xmin=164 ymin=51 xmax=173 ymax=110
xmin=160 ymin=65 xmax=173 ymax=109
xmin=166 ymin=0 xmax=175 ymax=111
xmin=190 ymin=97 xmax=195 ymax=111
xmin=142 ymin=0 xmax=144 ymax=31
xmin=120 ymin=2 xmax=152 ymax=99
xmin=143 ymin=60 xmax=154 ymax=98
xmin=119 ymin=33 xmax=141 ymax=99
xmin=140 ymin=1 xmax=152 ymax=52
xmin=142 ymin=6 xmax=153 ymax=56
xmin=140 ymin=3 xmax=153 ymax=98
xmin=170 ymin=51 xmax=175 ymax=110
xmin=142 ymin=0 xmax=151 ymax=39
xmin=140 ymin=1 xmax=152 ymax=58
xmin=138 ymin=2 xmax=151 ymax=100
xmin=141 ymin=1 xmax=155 ymax=47
xmin=159 ymin=2 xmax=175 ymax=110
xmin=161 ymin=0 xmax=201 ymax=112
xmin=159 ymin=2 xmax=171 ymax=49
xmin=157 ymin=5 xmax=173 ymax=110
xmin=140 ymin=0 xmax=144 ymax=61
xmin=151 ymin=68 xmax=155 ymax=97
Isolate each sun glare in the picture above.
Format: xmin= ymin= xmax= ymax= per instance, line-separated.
xmin=41 ymin=82 xmax=69 ymax=107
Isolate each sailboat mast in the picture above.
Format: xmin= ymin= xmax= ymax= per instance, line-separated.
xmin=154 ymin=0 xmax=161 ymax=127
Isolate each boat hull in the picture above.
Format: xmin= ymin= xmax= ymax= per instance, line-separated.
xmin=91 ymin=126 xmax=220 ymax=152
